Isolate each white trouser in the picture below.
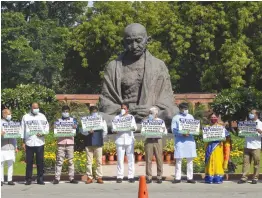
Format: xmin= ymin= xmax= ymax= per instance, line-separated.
xmin=1 ymin=160 xmax=13 ymax=182
xmin=175 ymin=158 xmax=193 ymax=180
xmin=116 ymin=144 xmax=135 ymax=179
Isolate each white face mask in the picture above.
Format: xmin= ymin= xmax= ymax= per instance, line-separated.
xmin=6 ymin=115 xmax=12 ymax=121
xmin=183 ymin=110 xmax=189 ymax=115
xmin=121 ymin=109 xmax=126 ymax=116
xmin=249 ymin=113 xmax=255 ymax=120
xmin=32 ymin=109 xmax=39 ymax=115
xmin=62 ymin=112 xmax=70 ymax=118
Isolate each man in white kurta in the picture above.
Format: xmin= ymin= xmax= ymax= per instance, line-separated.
xmin=22 ymin=103 xmax=49 ymax=185
xmin=171 ymin=103 xmax=197 ymax=184
xmin=1 ymin=109 xmax=20 ymax=186
xmin=112 ymin=103 xmax=137 ymax=183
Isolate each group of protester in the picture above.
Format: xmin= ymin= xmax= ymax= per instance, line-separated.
xmin=1 ymin=102 xmax=261 ymax=186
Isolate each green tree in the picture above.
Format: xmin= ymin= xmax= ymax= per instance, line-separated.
xmin=72 ymin=1 xmax=262 ymax=93
xmin=1 ymin=1 xmax=87 ymax=91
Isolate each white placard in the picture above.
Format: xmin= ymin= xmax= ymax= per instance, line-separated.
xmin=112 ymin=116 xmax=133 ymax=132
xmin=202 ymin=125 xmax=225 ymax=142
xmin=25 ymin=120 xmax=48 ymax=135
xmin=81 ymin=115 xmax=103 ymax=133
xmin=141 ymin=120 xmax=165 ymax=138
xmin=238 ymin=121 xmax=258 ymax=137
xmin=2 ymin=122 xmax=22 ymax=138
xmin=178 ymin=118 xmax=200 ymax=135
xmin=54 ymin=121 xmax=76 ymax=137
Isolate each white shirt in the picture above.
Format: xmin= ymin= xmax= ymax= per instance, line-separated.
xmin=245 ymin=119 xmax=262 ymax=149
xmin=21 ymin=112 xmax=49 ymax=147
xmin=112 ymin=114 xmax=137 ymax=146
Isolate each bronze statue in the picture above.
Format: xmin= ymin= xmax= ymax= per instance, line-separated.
xmin=99 ymin=23 xmax=178 ymax=130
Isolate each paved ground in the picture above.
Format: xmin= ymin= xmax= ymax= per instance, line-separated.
xmin=103 ymin=162 xmax=176 ymax=177
xmin=1 ymin=181 xmax=262 ymax=198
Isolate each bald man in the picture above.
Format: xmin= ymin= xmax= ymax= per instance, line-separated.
xmin=1 ymin=109 xmax=18 ymax=186
xmin=144 ymin=107 xmax=167 ymax=184
xmin=99 ymin=23 xmax=177 ymax=130
xmin=21 ymin=103 xmax=49 ymax=185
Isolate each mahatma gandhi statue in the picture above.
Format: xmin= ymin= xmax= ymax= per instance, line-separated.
xmin=99 ymin=23 xmax=178 ymax=131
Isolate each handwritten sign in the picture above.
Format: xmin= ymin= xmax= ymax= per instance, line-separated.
xmin=141 ymin=120 xmax=165 ymax=138
xmin=112 ymin=116 xmax=134 ymax=132
xmin=54 ymin=121 xmax=76 ymax=137
xmin=238 ymin=121 xmax=258 ymax=137
xmin=178 ymin=118 xmax=200 ymax=135
xmin=81 ymin=115 xmax=103 ymax=132
xmin=26 ymin=120 xmax=48 ymax=135
xmin=2 ymin=122 xmax=22 ymax=138
xmin=202 ymin=126 xmax=225 ymax=142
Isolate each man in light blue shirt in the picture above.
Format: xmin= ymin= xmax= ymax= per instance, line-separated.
xmin=171 ymin=103 xmax=197 ymax=184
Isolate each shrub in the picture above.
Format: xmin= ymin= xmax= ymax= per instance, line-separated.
xmin=1 ymin=84 xmax=59 ymax=122
xmin=211 ymin=87 xmax=262 ymax=122
xmin=163 ymin=139 xmax=174 ymax=154
xmin=134 ymin=140 xmax=145 ymax=155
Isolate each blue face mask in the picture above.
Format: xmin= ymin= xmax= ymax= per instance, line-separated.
xmin=148 ymin=114 xmax=154 ymax=120
xmin=249 ymin=113 xmax=255 ymax=120
xmin=92 ymin=112 xmax=98 ymax=117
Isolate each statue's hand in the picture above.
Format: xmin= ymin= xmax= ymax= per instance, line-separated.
xmin=131 ymin=105 xmax=150 ymax=117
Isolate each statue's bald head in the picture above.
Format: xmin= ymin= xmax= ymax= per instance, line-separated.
xmin=124 ymin=23 xmax=147 ymax=38
xmin=123 ymin=23 xmax=149 ymax=57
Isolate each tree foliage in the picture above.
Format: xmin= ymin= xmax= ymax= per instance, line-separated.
xmin=1 ymin=1 xmax=262 ymax=93
xmin=1 ymin=84 xmax=58 ymax=122
xmin=211 ymin=87 xmax=262 ymax=122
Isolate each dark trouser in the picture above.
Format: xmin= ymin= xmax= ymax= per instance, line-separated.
xmin=145 ymin=138 xmax=163 ymax=180
xmin=25 ymin=145 xmax=44 ymax=181
xmin=241 ymin=148 xmax=261 ymax=181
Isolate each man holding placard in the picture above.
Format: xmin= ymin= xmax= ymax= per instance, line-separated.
xmin=142 ymin=107 xmax=167 ymax=184
xmin=1 ymin=109 xmax=21 ymax=186
xmin=238 ymin=109 xmax=262 ymax=184
xmin=21 ymin=103 xmax=49 ymax=185
xmin=112 ymin=103 xmax=137 ymax=183
xmin=53 ymin=105 xmax=78 ymax=185
xmin=82 ymin=106 xmax=108 ymax=184
xmin=171 ymin=103 xmax=197 ymax=184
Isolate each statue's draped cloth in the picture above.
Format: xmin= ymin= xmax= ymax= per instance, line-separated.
xmin=99 ymin=50 xmax=176 ymax=124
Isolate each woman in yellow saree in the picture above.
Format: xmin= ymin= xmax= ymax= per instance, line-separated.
xmin=204 ymin=113 xmax=231 ymax=184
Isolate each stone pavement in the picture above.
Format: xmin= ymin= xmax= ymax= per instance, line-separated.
xmin=1 ymin=181 xmax=262 ymax=198
xmin=10 ymin=162 xmax=262 ymax=182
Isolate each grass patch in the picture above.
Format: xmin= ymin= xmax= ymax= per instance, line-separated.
xmin=3 ymin=151 xmax=37 ymax=176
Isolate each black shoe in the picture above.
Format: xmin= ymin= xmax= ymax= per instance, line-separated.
xmin=1 ymin=182 xmax=3 ymax=186
xmin=251 ymin=180 xmax=257 ymax=184
xmin=53 ymin=179 xmax=59 ymax=184
xmin=7 ymin=181 xmax=15 ymax=185
xmin=187 ymin=179 xmax=196 ymax=184
xmin=70 ymin=179 xmax=78 ymax=184
xmin=172 ymin=179 xmax=181 ymax=184
xmin=128 ymin=178 xmax=135 ymax=183
xmin=37 ymin=180 xmax=45 ymax=185
xmin=116 ymin=178 xmax=123 ymax=183
xmin=25 ymin=180 xmax=32 ymax=185
xmin=146 ymin=179 xmax=152 ymax=184
xmin=156 ymin=179 xmax=162 ymax=184
xmin=237 ymin=179 xmax=247 ymax=184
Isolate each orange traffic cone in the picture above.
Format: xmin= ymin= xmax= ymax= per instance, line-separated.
xmin=138 ymin=176 xmax=148 ymax=198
